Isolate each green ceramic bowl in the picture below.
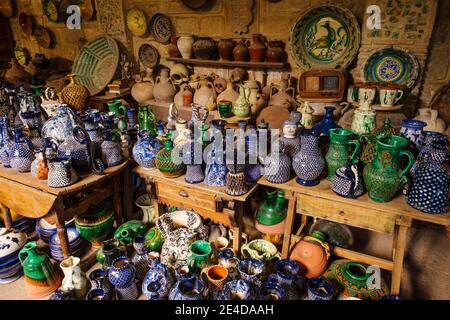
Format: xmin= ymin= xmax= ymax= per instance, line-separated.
xmin=75 ymin=210 xmax=114 ymax=245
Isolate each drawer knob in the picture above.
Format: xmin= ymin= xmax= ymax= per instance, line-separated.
xmin=339 ymin=210 xmax=345 ymax=216
xmin=179 ymin=190 xmax=188 ymax=197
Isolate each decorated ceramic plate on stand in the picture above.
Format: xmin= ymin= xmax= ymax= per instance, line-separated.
xmin=290 ymin=4 xmax=361 ymax=70
xmin=150 ymin=13 xmax=173 ymax=44
xmin=363 ymin=46 xmax=420 ymax=90
xmin=138 ymin=43 xmax=160 ymax=69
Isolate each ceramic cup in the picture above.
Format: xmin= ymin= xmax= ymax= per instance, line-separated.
xmin=186 ymin=240 xmax=212 ymax=273
xmin=347 ymin=85 xmax=359 ymax=103
xmin=201 ymin=265 xmax=228 ymax=291
xmin=379 ymin=88 xmax=403 ymax=107
xmin=358 ymin=87 xmax=376 ymax=108
xmin=218 ymin=100 xmax=233 ymax=118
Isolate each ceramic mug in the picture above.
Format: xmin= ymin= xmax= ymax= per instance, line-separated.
xmin=347 ymin=85 xmax=359 ymax=103
xmin=379 ymin=88 xmax=403 ymax=107
xmin=107 ymin=99 xmax=127 ymax=117
xmin=218 ymin=100 xmax=233 ymax=118
xmin=186 ymin=240 xmax=212 ymax=273
xmin=358 ymin=87 xmax=376 ymax=108
xmin=201 ymin=265 xmax=229 ymax=292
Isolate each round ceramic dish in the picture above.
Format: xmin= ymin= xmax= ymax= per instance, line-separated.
xmin=138 ymin=43 xmax=160 ymax=68
xmin=150 ymin=13 xmax=173 ymax=43
xmin=290 ymin=4 xmax=361 ymax=70
xmin=126 ymin=7 xmax=147 ymax=37
xmin=363 ymin=47 xmax=420 ymax=90
xmin=42 ymin=0 xmax=59 ymax=22
xmin=72 ymin=36 xmax=120 ymax=95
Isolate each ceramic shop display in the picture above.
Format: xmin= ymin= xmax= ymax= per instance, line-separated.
xmin=363 ymin=47 xmax=420 ymax=90
xmin=126 ymin=8 xmax=147 ymax=37
xmin=138 ymin=44 xmax=160 ymax=69
xmin=363 ymin=135 xmax=414 ymax=203
xmin=150 ymin=13 xmax=173 ymax=44
xmin=177 ymin=35 xmax=195 ymax=59
xmin=290 ymin=5 xmax=361 ymax=70
xmin=157 ymin=210 xmax=208 ymax=269
xmin=72 ymin=36 xmax=120 ymax=96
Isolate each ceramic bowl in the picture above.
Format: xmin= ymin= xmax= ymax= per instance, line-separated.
xmin=219 ymin=280 xmax=255 ymax=300
xmin=75 ymin=205 xmax=114 ymax=245
xmin=36 ymin=217 xmax=75 ymax=242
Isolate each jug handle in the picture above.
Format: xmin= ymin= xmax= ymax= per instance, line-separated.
xmin=73 ymin=126 xmax=105 ymax=175
xmin=118 ymin=105 xmax=128 ymax=117
xmin=399 ymin=150 xmax=415 ymax=178
xmin=347 ymin=140 xmax=360 ymax=163
xmin=339 ymin=102 xmax=351 ymax=115
xmin=186 ymin=254 xmax=196 ymax=270
xmin=286 ymin=87 xmax=295 ymax=99
xmin=395 ymin=90 xmax=404 ymax=104
xmin=200 ymin=267 xmax=211 ymax=297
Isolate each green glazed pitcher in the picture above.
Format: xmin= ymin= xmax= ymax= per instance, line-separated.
xmin=233 ymin=85 xmax=251 ymax=118
xmin=138 ymin=105 xmax=157 ymax=137
xmin=363 ymin=135 xmax=414 ymax=202
xmin=19 ymin=241 xmax=57 ymax=281
xmin=325 ymin=128 xmax=360 ymax=180
xmin=186 ymin=240 xmax=212 ymax=273
xmin=107 ymin=99 xmax=128 ymax=117
xmin=256 ymin=189 xmax=287 ymax=226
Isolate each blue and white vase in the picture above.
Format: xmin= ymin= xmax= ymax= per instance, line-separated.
xmin=131 ymin=235 xmax=149 ymax=282
xmin=168 ymin=274 xmax=205 ymax=300
xmin=400 ymin=119 xmax=426 ymax=149
xmin=293 ymin=130 xmax=325 ymax=186
xmin=263 ymin=140 xmax=291 ymax=184
xmin=217 ymin=280 xmax=255 ymax=300
xmin=108 ymin=256 xmax=138 ymax=300
xmin=204 ymin=142 xmax=228 ymax=187
xmin=407 ymin=137 xmax=450 ymax=214
xmin=88 ymin=268 xmax=114 ymax=299
xmin=0 ymin=116 xmax=13 ymax=167
xmin=42 ymin=105 xmax=80 ymax=143
xmin=260 ymin=279 xmax=285 ymax=300
xmin=10 ymin=125 xmax=34 ymax=172
xmin=101 ymin=129 xmax=124 ymax=167
xmin=218 ymin=248 xmax=240 ymax=281
xmin=132 ymin=130 xmax=162 ymax=169
xmin=307 ymin=277 xmax=334 ymax=300
xmin=238 ymin=258 xmax=264 ymax=288
xmin=142 ymin=253 xmax=173 ymax=300
xmin=19 ymin=110 xmax=44 ymax=151
xmin=182 ymin=129 xmax=204 ymax=184
xmin=267 ymin=259 xmax=305 ymax=300
xmin=412 ymin=131 xmax=448 ymax=176
xmin=47 ymin=157 xmax=78 ymax=188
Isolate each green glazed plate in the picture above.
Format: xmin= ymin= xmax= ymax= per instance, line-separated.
xmin=363 ymin=47 xmax=420 ymax=89
xmin=290 ymin=5 xmax=361 ymax=70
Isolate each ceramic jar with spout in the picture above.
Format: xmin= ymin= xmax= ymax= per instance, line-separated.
xmin=218 ymin=39 xmax=235 ymax=61
xmin=233 ymin=40 xmax=249 ymax=61
xmin=153 ymin=69 xmax=176 ymax=103
xmin=177 ymin=35 xmax=195 ymax=59
xmin=414 ymin=108 xmax=446 ymax=133
xmin=289 ymin=231 xmax=330 ymax=278
xmin=248 ymin=34 xmax=267 ymax=62
xmin=241 ymin=239 xmax=280 ymax=263
xmin=233 ymin=85 xmax=251 ymax=118
xmin=217 ymin=78 xmax=239 ymax=104
xmin=131 ymin=75 xmax=154 ymax=105
xmin=292 ymin=130 xmax=325 ymax=186
xmin=132 ymin=130 xmax=161 ymax=169
xmin=363 ymin=135 xmax=415 ymax=202
xmin=325 ymin=128 xmax=360 ymax=180
xmin=60 ymin=256 xmax=88 ymax=299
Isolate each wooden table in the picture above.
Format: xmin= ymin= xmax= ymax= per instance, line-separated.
xmin=258 ymin=176 xmax=450 ymax=296
xmin=0 ymin=161 xmax=131 ymax=260
xmin=134 ymin=166 xmax=258 ymax=255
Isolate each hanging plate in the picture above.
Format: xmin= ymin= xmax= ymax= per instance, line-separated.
xmin=14 ymin=47 xmax=29 ymax=66
xmin=290 ymin=5 xmax=361 ymax=70
xmin=126 ymin=7 xmax=147 ymax=37
xmin=150 ymin=13 xmax=173 ymax=44
xmin=363 ymin=47 xmax=420 ymax=90
xmin=72 ymin=36 xmax=120 ymax=96
xmin=138 ymin=43 xmax=160 ymax=69
xmin=42 ymin=0 xmax=59 ymax=23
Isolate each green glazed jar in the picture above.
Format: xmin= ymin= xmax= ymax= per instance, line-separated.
xmin=75 ymin=202 xmax=115 ymax=247
xmin=107 ymin=99 xmax=127 ymax=117
xmin=144 ymin=227 xmax=164 ymax=252
xmin=218 ymin=100 xmax=233 ymax=118
xmin=363 ymin=135 xmax=414 ymax=202
xmin=19 ymin=241 xmax=57 ymax=281
xmin=186 ymin=240 xmax=212 ymax=273
xmin=114 ymin=220 xmax=147 ymax=244
xmin=156 ymin=138 xmax=185 ymax=178
xmin=256 ymin=189 xmax=287 ymax=226
xmin=325 ymin=128 xmax=360 ymax=180
xmin=138 ymin=105 xmax=157 ymax=136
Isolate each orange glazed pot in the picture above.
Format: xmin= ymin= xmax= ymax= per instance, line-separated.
xmin=289 ymin=231 xmax=330 ymax=278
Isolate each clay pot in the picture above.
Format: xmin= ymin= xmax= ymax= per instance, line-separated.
xmin=174 ymin=83 xmax=192 ymax=108
xmin=218 ymin=39 xmax=235 ymax=61
xmin=267 ymin=40 xmax=285 ymax=63
xmin=233 ymin=40 xmax=249 ymax=62
xmin=289 ymin=232 xmax=330 ymax=279
xmin=193 ymin=79 xmax=216 ymax=111
xmin=230 ymin=68 xmax=247 ymax=84
xmin=131 ymin=75 xmax=154 ymax=105
xmin=217 ymin=78 xmax=239 ymax=104
xmin=248 ymin=34 xmax=267 ymax=62
xmin=153 ymin=69 xmax=176 ymax=103
xmin=192 ymin=37 xmax=217 ymax=60
xmin=256 ymin=105 xmax=291 ymax=130
xmin=267 ymin=74 xmax=295 ymax=109
xmin=177 ymin=35 xmax=195 ymax=59
xmin=168 ymin=35 xmax=182 ymax=58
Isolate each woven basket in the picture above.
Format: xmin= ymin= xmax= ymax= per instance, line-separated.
xmin=61 ymin=75 xmax=90 ymax=112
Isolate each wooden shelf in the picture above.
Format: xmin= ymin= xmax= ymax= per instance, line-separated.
xmin=166 ymin=57 xmax=288 ymax=69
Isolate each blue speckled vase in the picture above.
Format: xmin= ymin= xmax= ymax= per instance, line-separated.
xmin=10 ymin=125 xmax=34 ymax=172
xmin=399 ymin=119 xmax=426 ymax=149
xmin=0 ymin=116 xmax=13 ymax=167
xmin=292 ymin=130 xmax=325 ymax=186
xmin=132 ymin=130 xmax=162 ymax=169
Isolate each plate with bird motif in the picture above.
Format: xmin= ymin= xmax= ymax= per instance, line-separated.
xmin=363 ymin=47 xmax=420 ymax=90
xmin=290 ymin=5 xmax=361 ymax=70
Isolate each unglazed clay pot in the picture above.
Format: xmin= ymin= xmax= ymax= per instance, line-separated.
xmin=413 ymin=108 xmax=446 ymax=133
xmin=177 ymin=35 xmax=195 ymax=59
xmin=131 ymin=75 xmax=154 ymax=105
xmin=192 ymin=37 xmax=217 ymax=60
xmin=289 ymin=231 xmax=330 ymax=278
xmin=218 ymin=39 xmax=235 ymax=61
xmin=248 ymin=34 xmax=267 ymax=62
xmin=193 ymin=79 xmax=216 ymax=111
xmin=153 ymin=69 xmax=176 ymax=103
xmin=168 ymin=35 xmax=182 ymax=58
xmin=233 ymin=39 xmax=249 ymax=62
xmin=217 ymin=78 xmax=239 ymax=103
xmin=266 ymin=40 xmax=285 ymax=63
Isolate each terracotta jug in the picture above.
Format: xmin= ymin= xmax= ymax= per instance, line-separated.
xmin=153 ymin=69 xmax=176 ymax=103
xmin=248 ymin=34 xmax=267 ymax=62
xmin=131 ymin=74 xmax=154 ymax=105
xmin=266 ymin=40 xmax=285 ymax=63
xmin=289 ymin=231 xmax=330 ymax=278
xmin=217 ymin=78 xmax=239 ymax=103
xmin=193 ymin=79 xmax=216 ymax=111
xmin=268 ymin=74 xmax=295 ymax=109
xmin=168 ymin=35 xmax=182 ymax=58
xmin=233 ymin=39 xmax=249 ymax=62
xmin=218 ymin=39 xmax=235 ymax=61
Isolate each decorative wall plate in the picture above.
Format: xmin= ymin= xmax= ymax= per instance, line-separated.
xmin=363 ymin=47 xmax=420 ymax=90
xmin=14 ymin=47 xmax=29 ymax=66
xmin=181 ymin=0 xmax=208 ymax=10
xmin=138 ymin=44 xmax=160 ymax=69
xmin=19 ymin=13 xmax=34 ymax=36
xmin=0 ymin=0 xmax=13 ymax=18
xmin=150 ymin=13 xmax=173 ymax=43
xmin=290 ymin=5 xmax=361 ymax=70
xmin=33 ymin=26 xmax=52 ymax=49
xmin=43 ymin=0 xmax=59 ymax=23
xmin=126 ymin=7 xmax=147 ymax=37
xmin=72 ymin=36 xmax=120 ymax=96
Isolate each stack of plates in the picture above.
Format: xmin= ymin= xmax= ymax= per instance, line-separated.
xmin=49 ymin=227 xmax=86 ymax=261
xmin=12 ymin=216 xmax=36 ymax=235
xmin=36 ymin=218 xmax=75 ymax=242
xmin=0 ymin=229 xmax=27 ymax=284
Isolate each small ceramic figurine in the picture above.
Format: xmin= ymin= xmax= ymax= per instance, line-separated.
xmin=279 ymin=120 xmax=301 ymax=158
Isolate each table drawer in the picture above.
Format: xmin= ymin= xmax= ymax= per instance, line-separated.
xmin=156 ymin=181 xmax=217 ymax=212
xmin=297 ymin=194 xmax=396 ymax=234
